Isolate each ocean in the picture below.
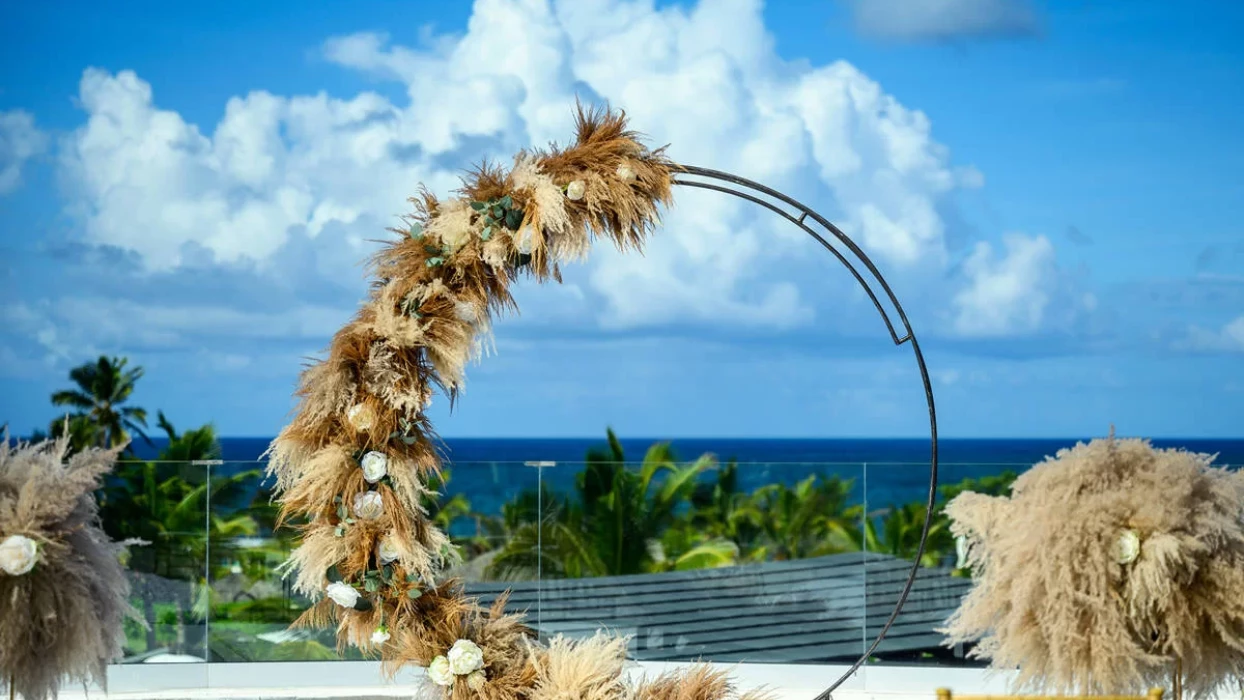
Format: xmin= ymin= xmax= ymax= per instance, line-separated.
xmin=130 ymin=437 xmax=1244 ymax=520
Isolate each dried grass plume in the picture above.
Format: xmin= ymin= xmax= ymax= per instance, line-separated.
xmin=0 ymin=434 xmax=139 ymax=700
xmin=942 ymin=435 xmax=1244 ymax=698
xmin=264 ymin=102 xmax=750 ymax=700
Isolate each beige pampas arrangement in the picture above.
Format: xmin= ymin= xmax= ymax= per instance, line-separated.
xmin=0 ymin=434 xmax=139 ymax=700
xmin=265 ymin=103 xmax=761 ymax=699
xmin=942 ymin=434 xmax=1244 ymax=699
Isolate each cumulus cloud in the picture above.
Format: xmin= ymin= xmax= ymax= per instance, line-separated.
xmin=1177 ymin=316 xmax=1244 ymax=353
xmin=844 ymin=0 xmax=1041 ymax=42
xmin=3 ymin=296 xmax=354 ymax=364
xmin=0 ymin=110 xmax=48 ymax=194
xmin=951 ymin=233 xmax=1060 ymax=336
xmin=53 ymin=0 xmax=1003 ymax=336
xmin=0 ymin=0 xmax=1094 ymax=404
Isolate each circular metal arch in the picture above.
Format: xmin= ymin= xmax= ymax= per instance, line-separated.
xmin=670 ymin=164 xmax=940 ymax=698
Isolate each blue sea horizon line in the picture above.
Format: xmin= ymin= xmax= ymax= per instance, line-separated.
xmin=128 ymin=436 xmax=1244 ymax=470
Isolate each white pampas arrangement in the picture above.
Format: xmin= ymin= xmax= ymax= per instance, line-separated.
xmin=0 ymin=434 xmax=140 ymax=700
xmin=942 ymin=435 xmax=1244 ymax=699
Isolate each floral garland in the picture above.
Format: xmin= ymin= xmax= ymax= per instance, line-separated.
xmin=266 ymin=105 xmax=763 ymax=700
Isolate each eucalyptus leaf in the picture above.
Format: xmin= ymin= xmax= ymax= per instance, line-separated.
xmin=327 ymin=565 xmax=343 ymax=582
xmin=492 ymin=205 xmax=504 ymax=218
xmin=426 ymin=257 xmax=444 ymax=267
xmin=500 ymin=195 xmax=512 ymax=209
xmin=406 ymin=573 xmax=419 ymax=583
xmin=334 ymin=526 xmax=345 ymax=538
xmin=345 ymin=518 xmax=355 ymax=525
xmin=407 ymin=588 xmax=422 ymax=599
xmin=505 ymin=209 xmax=522 ymax=230
xmin=402 ymin=436 xmax=417 ymax=445
xmin=337 ymin=505 xmax=348 ymax=520
xmin=409 ymin=223 xmax=424 ymax=237
xmin=353 ymin=598 xmax=373 ymax=612
xmin=364 ymin=579 xmax=379 ymax=593
xmin=470 ymin=201 xmax=486 ymax=211
xmin=481 ymin=226 xmax=492 ymax=241
xmin=423 ymin=244 xmax=441 ymax=255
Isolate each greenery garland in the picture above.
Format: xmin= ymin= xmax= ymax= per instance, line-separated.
xmin=266 ymin=105 xmax=764 ymax=700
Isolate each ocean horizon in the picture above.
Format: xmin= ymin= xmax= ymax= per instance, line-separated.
xmin=127 ymin=436 xmax=1244 ymax=522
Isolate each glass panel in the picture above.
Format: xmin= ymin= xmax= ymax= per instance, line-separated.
xmin=203 ymin=460 xmax=540 ymax=662
xmin=98 ymin=458 xmax=209 ymax=692
xmin=528 ymin=457 xmax=868 ymax=671
xmin=459 ymin=460 xmax=549 ymax=631
xmin=205 ymin=459 xmax=338 ymax=663
xmin=861 ymin=460 xmax=1024 ymax=671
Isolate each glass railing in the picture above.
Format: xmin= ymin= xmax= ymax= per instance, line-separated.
xmin=75 ymin=448 xmax=1242 ymax=693
xmin=99 ymin=457 xmax=1049 ymax=672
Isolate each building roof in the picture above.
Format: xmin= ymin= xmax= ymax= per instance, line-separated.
xmin=466 ymin=551 xmax=971 ymax=663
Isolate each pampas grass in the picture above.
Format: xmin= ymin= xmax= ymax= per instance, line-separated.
xmin=942 ymin=435 xmax=1244 ymax=698
xmin=529 ymin=632 xmax=631 ymax=700
xmin=264 ymin=102 xmax=754 ymax=700
xmin=0 ymin=434 xmax=139 ymax=700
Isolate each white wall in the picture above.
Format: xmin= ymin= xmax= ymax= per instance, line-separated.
xmin=47 ymin=661 xmax=1229 ymax=700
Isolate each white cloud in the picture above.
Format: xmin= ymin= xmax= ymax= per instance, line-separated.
xmin=1178 ymin=316 xmax=1244 ymax=353
xmin=31 ymin=0 xmax=1083 ymax=355
xmin=52 ymin=0 xmax=995 ymax=335
xmin=845 ymin=0 xmax=1040 ymax=41
xmin=3 ymin=297 xmax=354 ymax=361
xmin=951 ymin=233 xmax=1057 ymax=336
xmin=0 ymin=109 xmax=48 ymax=194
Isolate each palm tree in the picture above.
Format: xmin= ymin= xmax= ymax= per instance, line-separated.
xmin=862 ymin=472 xmax=1018 ymax=570
xmin=48 ymin=414 xmax=104 ymax=454
xmin=99 ymin=417 xmax=260 ymax=654
xmin=155 ymin=410 xmax=221 ymax=462
xmin=745 ymin=473 xmax=865 ymax=560
xmin=51 ymin=356 xmax=149 ymax=449
xmin=864 ymin=502 xmax=951 ymax=568
xmin=487 ymin=429 xmax=734 ymax=579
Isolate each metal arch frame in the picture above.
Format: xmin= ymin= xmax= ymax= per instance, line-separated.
xmin=669 ymin=164 xmax=940 ymax=698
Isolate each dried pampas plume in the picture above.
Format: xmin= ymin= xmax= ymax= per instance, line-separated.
xmin=0 ymin=433 xmax=140 ymax=700
xmin=265 ymin=102 xmax=744 ymax=700
xmin=941 ymin=435 xmax=1244 ymax=699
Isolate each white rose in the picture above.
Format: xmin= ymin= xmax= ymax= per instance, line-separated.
xmin=441 ymin=224 xmax=472 ymax=250
xmin=466 ymin=670 xmax=487 ymax=691
xmin=325 ymin=581 xmax=360 ymax=608
xmin=616 ymin=163 xmax=637 ymax=183
xmin=0 ymin=535 xmax=38 ymax=576
xmin=360 ymin=451 xmax=388 ymax=484
xmin=427 ymin=656 xmax=454 ymax=687
xmin=447 ymin=639 xmax=485 ymax=675
xmin=353 ymin=491 xmax=384 ymax=521
xmin=371 ymin=626 xmax=391 ymax=645
xmin=1112 ymin=528 xmax=1142 ymax=565
xmin=346 ymin=403 xmax=375 ymax=431
xmin=565 ymin=179 xmax=586 ymax=201
xmin=514 ymin=226 xmax=535 ymax=255
xmin=378 ymin=535 xmax=401 ymax=565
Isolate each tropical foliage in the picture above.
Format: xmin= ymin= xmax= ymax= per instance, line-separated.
xmin=4 ymin=354 xmax=1019 ymax=662
xmin=49 ymin=355 xmax=150 ymax=451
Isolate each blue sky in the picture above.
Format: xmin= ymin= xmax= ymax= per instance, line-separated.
xmin=1 ymin=0 xmax=1242 ymax=439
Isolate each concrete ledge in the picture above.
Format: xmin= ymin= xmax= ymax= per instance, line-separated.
xmin=44 ymin=661 xmax=1236 ymax=700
